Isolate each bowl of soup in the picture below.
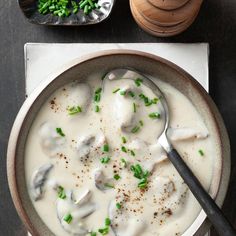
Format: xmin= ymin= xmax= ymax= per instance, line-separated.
xmin=7 ymin=50 xmax=230 ymax=236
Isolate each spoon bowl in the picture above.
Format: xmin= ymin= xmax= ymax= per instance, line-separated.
xmin=102 ymin=67 xmax=236 ymax=236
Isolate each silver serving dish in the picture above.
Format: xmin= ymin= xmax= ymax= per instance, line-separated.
xmin=18 ymin=0 xmax=115 ymax=25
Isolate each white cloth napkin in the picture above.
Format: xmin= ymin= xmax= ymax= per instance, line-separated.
xmin=24 ymin=43 xmax=209 ymax=95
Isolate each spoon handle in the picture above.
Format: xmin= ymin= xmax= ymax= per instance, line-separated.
xmin=168 ymin=149 xmax=236 ymax=236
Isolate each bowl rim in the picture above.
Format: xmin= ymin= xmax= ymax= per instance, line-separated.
xmin=7 ymin=49 xmax=231 ymax=236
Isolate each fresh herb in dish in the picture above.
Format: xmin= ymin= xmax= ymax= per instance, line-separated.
xmin=38 ymin=0 xmax=100 ymax=17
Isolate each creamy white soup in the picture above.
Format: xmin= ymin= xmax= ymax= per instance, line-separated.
xmin=25 ymin=72 xmax=214 ymax=236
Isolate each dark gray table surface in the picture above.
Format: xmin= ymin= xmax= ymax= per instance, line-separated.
xmin=0 ymin=0 xmax=235 ymax=235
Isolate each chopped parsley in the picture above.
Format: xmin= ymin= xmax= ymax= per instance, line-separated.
xmin=56 ymin=127 xmax=65 ymax=137
xmin=139 ymin=120 xmax=144 ymax=126
xmin=57 ymin=186 xmax=66 ymax=199
xmin=90 ymin=232 xmax=97 ymax=236
xmin=100 ymin=157 xmax=110 ymax=164
xmin=149 ymin=112 xmax=161 ymax=119
xmin=198 ymin=149 xmax=204 ymax=156
xmin=68 ymin=105 xmax=82 ymax=115
xmin=63 ymin=213 xmax=73 ymax=224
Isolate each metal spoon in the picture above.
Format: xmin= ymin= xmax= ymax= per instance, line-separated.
xmin=103 ymin=68 xmax=236 ymax=236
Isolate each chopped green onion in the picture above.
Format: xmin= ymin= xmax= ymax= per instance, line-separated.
xmin=121 ymin=136 xmax=127 ymax=144
xmin=94 ymin=93 xmax=101 ymax=102
xmin=95 ymin=105 xmax=100 ymax=112
xmin=95 ymin=87 xmax=102 ymax=94
xmin=149 ymin=112 xmax=161 ymax=119
xmin=112 ymin=88 xmax=120 ymax=93
xmin=130 ymin=150 xmax=135 ymax=156
xmin=121 ymin=158 xmax=127 ymax=167
xmin=104 ymin=183 xmax=114 ymax=188
xmin=121 ymin=146 xmax=127 ymax=153
xmin=119 ymin=90 xmax=126 ymax=96
xmin=100 ymin=157 xmax=110 ymax=164
xmin=84 ymin=4 xmax=89 ymax=14
xmin=98 ymin=226 xmax=109 ymax=235
xmin=130 ymin=164 xmax=149 ymax=189
xmin=105 ymin=217 xmax=111 ymax=226
xmin=198 ymin=149 xmax=204 ymax=156
xmin=128 ymin=91 xmax=135 ymax=97
xmin=133 ymin=103 xmax=137 ymax=113
xmin=152 ymin=97 xmax=159 ymax=104
xmin=116 ymin=203 xmax=122 ymax=209
xmin=139 ymin=120 xmax=144 ymax=126
xmin=102 ymin=144 xmax=109 ymax=152
xmin=90 ymin=232 xmax=97 ymax=236
xmin=135 ymin=78 xmax=143 ymax=87
xmin=114 ymin=174 xmax=121 ymax=180
xmin=68 ymin=105 xmax=82 ymax=115
xmin=63 ymin=213 xmax=73 ymax=224
xmin=56 ymin=127 xmax=65 ymax=137
xmin=131 ymin=125 xmax=140 ymax=133
xmin=57 ymin=186 xmax=66 ymax=199
xmin=138 ymin=178 xmax=148 ymax=189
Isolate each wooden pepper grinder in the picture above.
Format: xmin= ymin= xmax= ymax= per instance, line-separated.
xmin=130 ymin=0 xmax=203 ymax=37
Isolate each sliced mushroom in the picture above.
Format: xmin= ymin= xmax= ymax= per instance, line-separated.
xmin=76 ymin=132 xmax=106 ymax=160
xmin=30 ymin=163 xmax=53 ymax=201
xmin=39 ymin=122 xmax=66 ymax=157
xmin=57 ymin=189 xmax=96 ymax=235
xmin=94 ymin=169 xmax=114 ymax=191
xmin=168 ymin=127 xmax=208 ymax=141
